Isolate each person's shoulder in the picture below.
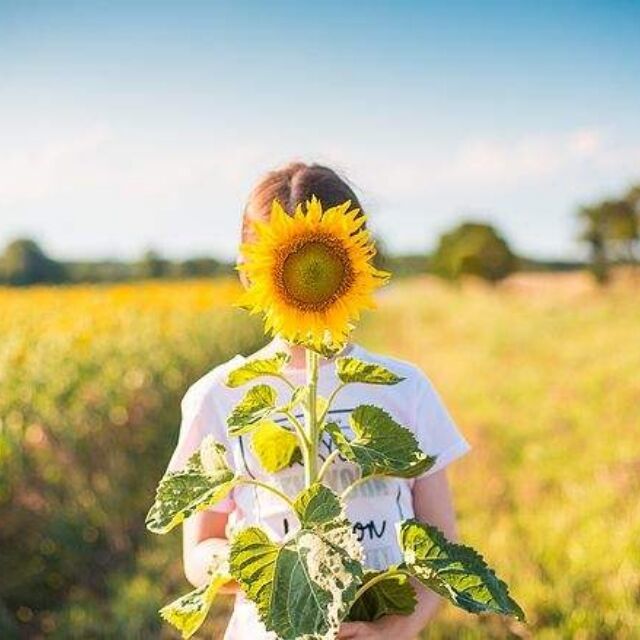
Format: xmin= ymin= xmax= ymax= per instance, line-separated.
xmin=351 ymin=343 xmax=429 ymax=385
xmin=181 ymin=341 xmax=280 ymax=409
xmin=181 ymin=353 xmax=246 ymax=409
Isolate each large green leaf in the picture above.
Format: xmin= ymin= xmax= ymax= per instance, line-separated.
xmin=227 ymin=384 xmax=277 ymax=435
xmin=225 ymin=352 xmax=290 ymax=387
xmin=325 ymin=405 xmax=435 ymax=478
xmin=230 ymin=521 xmax=364 ymax=640
xmin=293 ymin=483 xmax=342 ymax=527
xmin=146 ymin=437 xmax=236 ymax=534
xmin=229 ymin=528 xmax=278 ymax=621
xmin=251 ymin=421 xmax=301 ymax=473
xmin=336 ymin=357 xmax=405 ymax=386
xmin=346 ymin=570 xmax=417 ymax=622
xmin=159 ymin=554 xmax=231 ymax=638
xmin=399 ymin=520 xmax=525 ymax=620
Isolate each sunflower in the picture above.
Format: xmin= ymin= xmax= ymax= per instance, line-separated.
xmin=238 ymin=196 xmax=389 ymax=347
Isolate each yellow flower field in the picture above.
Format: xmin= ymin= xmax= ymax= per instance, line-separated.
xmin=357 ymin=274 xmax=640 ymax=639
xmin=1 ymin=275 xmax=638 ymax=638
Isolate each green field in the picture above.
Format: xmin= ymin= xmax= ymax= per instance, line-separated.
xmin=1 ymin=275 xmax=638 ymax=639
xmin=359 ymin=275 xmax=640 ymax=639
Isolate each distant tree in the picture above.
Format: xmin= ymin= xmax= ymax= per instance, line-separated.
xmin=431 ymin=222 xmax=517 ymax=283
xmin=578 ymin=205 xmax=610 ymax=284
xmin=137 ymin=249 xmax=170 ymax=279
xmin=625 ymin=184 xmax=640 ymax=212
xmin=578 ymin=188 xmax=639 ymax=284
xmin=623 ymin=184 xmax=640 ymax=262
xmin=601 ymin=199 xmax=638 ymax=262
xmin=179 ymin=257 xmax=223 ymax=278
xmin=385 ymin=253 xmax=427 ymax=278
xmin=0 ymin=238 xmax=66 ymax=286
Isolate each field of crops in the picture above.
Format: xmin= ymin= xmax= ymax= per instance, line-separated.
xmin=359 ymin=274 xmax=640 ymax=639
xmin=1 ymin=275 xmax=638 ymax=639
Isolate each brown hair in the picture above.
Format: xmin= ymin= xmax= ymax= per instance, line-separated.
xmin=241 ymin=162 xmax=364 ymax=243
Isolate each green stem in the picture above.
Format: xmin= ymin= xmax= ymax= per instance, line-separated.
xmin=274 ymin=374 xmax=296 ymax=391
xmin=279 ymin=409 xmax=310 ymax=448
xmin=352 ymin=568 xmax=407 ymax=602
xmin=303 ymin=348 xmax=320 ymax=488
xmin=317 ymin=449 xmax=341 ymax=482
xmin=237 ymin=478 xmax=296 ymax=510
xmin=319 ymin=382 xmax=347 ymax=424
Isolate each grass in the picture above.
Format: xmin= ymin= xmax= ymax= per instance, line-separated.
xmin=354 ymin=274 xmax=640 ymax=639
xmin=1 ymin=273 xmax=638 ymax=639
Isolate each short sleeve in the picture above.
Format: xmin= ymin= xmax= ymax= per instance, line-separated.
xmin=165 ymin=383 xmax=236 ymax=514
xmin=412 ymin=371 xmax=470 ymax=478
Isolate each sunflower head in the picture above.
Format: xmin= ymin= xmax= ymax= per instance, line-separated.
xmin=237 ymin=196 xmax=390 ymax=350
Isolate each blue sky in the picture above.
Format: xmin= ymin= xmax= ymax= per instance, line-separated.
xmin=1 ymin=1 xmax=639 ymax=261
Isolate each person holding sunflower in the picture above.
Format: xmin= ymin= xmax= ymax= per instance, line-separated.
xmin=165 ymin=162 xmax=471 ymax=640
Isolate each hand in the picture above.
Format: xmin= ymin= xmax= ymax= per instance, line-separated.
xmin=337 ymin=616 xmax=417 ymax=640
xmin=336 ymin=621 xmax=383 ymax=639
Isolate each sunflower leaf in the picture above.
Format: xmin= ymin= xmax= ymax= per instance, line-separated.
xmin=229 ymin=521 xmax=364 ymax=640
xmin=399 ymin=520 xmax=525 ymax=621
xmin=225 ymin=352 xmax=291 ymax=387
xmin=295 ymin=334 xmax=349 ymax=359
xmin=346 ymin=570 xmax=417 ymax=622
xmin=293 ymin=483 xmax=342 ymax=527
xmin=251 ymin=421 xmax=301 ymax=473
xmin=159 ymin=554 xmax=231 ymax=638
xmin=227 ymin=384 xmax=277 ymax=435
xmin=146 ymin=437 xmax=236 ymax=534
xmin=199 ymin=436 xmax=230 ymax=475
xmin=336 ymin=357 xmax=405 ymax=386
xmin=325 ymin=405 xmax=435 ymax=478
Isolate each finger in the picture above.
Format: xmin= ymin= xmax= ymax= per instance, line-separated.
xmin=337 ymin=622 xmax=362 ymax=638
xmin=339 ymin=621 xmax=371 ymax=639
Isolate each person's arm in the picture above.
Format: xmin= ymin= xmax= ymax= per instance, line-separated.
xmin=337 ymin=469 xmax=457 ymax=640
xmin=183 ymin=510 xmax=239 ymax=594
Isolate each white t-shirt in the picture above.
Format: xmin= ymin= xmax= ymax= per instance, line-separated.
xmin=166 ymin=337 xmax=470 ymax=640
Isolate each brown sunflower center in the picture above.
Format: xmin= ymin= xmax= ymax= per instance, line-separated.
xmin=275 ymin=234 xmax=354 ymax=311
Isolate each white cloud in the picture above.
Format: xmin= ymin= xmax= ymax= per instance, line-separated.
xmin=2 ymin=123 xmax=636 ymax=209
xmin=0 ymin=121 xmax=275 ymax=208
xmin=0 ymin=123 xmax=113 ymax=205
xmin=569 ymin=129 xmax=601 ymax=155
xmin=0 ymin=124 xmax=111 ymax=206
xmin=1 ymin=121 xmax=638 ymax=260
xmin=338 ymin=127 xmax=619 ymax=204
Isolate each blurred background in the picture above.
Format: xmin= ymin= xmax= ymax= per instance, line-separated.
xmin=1 ymin=1 xmax=639 ymax=638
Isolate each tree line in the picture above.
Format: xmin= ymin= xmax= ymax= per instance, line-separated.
xmin=0 ymin=243 xmax=234 ymax=286
xmin=1 ymin=181 xmax=637 ymax=287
